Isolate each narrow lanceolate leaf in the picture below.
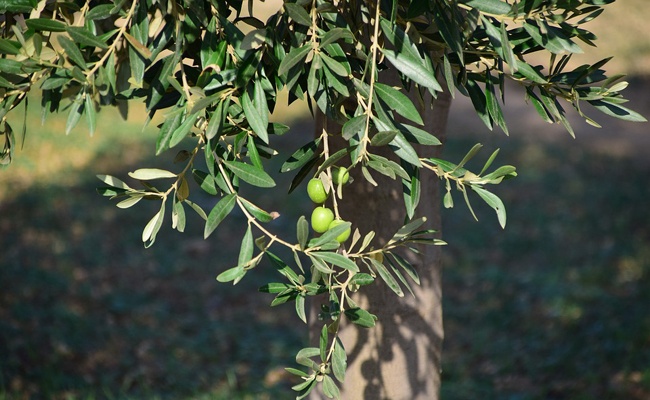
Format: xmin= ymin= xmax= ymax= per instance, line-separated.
xmin=515 ymin=60 xmax=547 ymax=84
xmin=332 ymin=337 xmax=347 ymax=383
xmin=381 ymin=48 xmax=441 ymax=92
xmin=295 ymin=294 xmax=307 ymax=323
xmin=65 ymin=97 xmax=84 ymax=135
xmin=587 ymin=99 xmax=647 ymax=122
xmin=319 ymin=28 xmax=354 ymax=48
xmin=389 ymin=131 xmax=422 ymax=167
xmin=311 ymin=252 xmax=359 ymax=273
xmin=96 ymin=174 xmax=132 ymax=190
xmin=472 ymin=186 xmax=507 ymax=228
xmin=322 ymin=375 xmax=340 ymax=399
xmin=216 ymin=265 xmax=245 ymax=283
xmin=374 ymin=83 xmax=423 ymax=125
xmin=238 ymin=225 xmax=254 ymax=267
xmin=368 ymin=257 xmax=404 ymax=297
xmin=66 ymin=26 xmax=109 ymax=49
xmin=297 ymin=215 xmax=309 ymax=249
xmin=25 ymin=18 xmax=66 ymax=32
xmin=128 ymin=168 xmax=177 ymax=180
xmin=241 ymin=89 xmax=269 ymax=143
xmin=284 ymin=3 xmax=311 ymax=26
xmin=142 ymin=201 xmax=165 ymax=247
xmin=344 ymin=307 xmax=376 ymax=328
xmin=278 ymin=44 xmax=312 ymax=77
xmin=84 ymin=93 xmax=96 ymax=136
xmin=123 ymin=31 xmax=152 ymax=59
xmin=240 ymin=198 xmax=275 ymax=222
xmin=204 ymin=194 xmax=237 ymax=239
xmin=461 ymin=0 xmax=512 ymax=15
xmin=223 ymin=160 xmax=276 ymax=188
xmin=281 ymin=138 xmax=321 ymax=173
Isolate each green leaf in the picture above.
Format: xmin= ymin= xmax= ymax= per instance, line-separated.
xmin=86 ymin=4 xmax=115 ymax=20
xmin=192 ymin=169 xmax=218 ymax=195
xmin=240 ymin=198 xmax=275 ymax=222
xmin=96 ymin=174 xmax=132 ymax=190
xmin=344 ymin=308 xmax=376 ymax=328
xmin=461 ymin=0 xmax=512 ymax=15
xmin=342 ymin=115 xmax=366 ymax=140
xmin=0 ymin=39 xmax=20 ymax=55
xmin=455 ymin=143 xmax=483 ymax=171
xmin=284 ymin=3 xmax=311 ymax=26
xmin=156 ymin=107 xmax=184 ymax=155
xmin=116 ymin=195 xmax=143 ymax=209
xmin=172 ymin=200 xmax=186 ymax=232
xmin=128 ymin=168 xmax=177 ymax=180
xmin=223 ymin=160 xmax=276 ymax=188
xmin=295 ymin=294 xmax=307 ymax=323
xmin=382 ymin=49 xmax=442 ymax=92
xmin=320 ymin=28 xmax=353 ymax=48
xmin=311 ymin=252 xmax=359 ymax=273
xmin=84 ymin=93 xmax=96 ymax=136
xmin=296 ymin=347 xmax=320 ymax=368
xmin=281 ymin=138 xmax=321 ymax=173
xmin=25 ymin=18 xmax=66 ymax=32
xmin=374 ymin=83 xmax=423 ymax=125
xmin=515 ymin=60 xmax=548 ymax=84
xmin=66 ymin=26 xmax=109 ymax=49
xmin=241 ymin=89 xmax=269 ymax=144
xmin=58 ymin=36 xmax=86 ymax=69
xmin=319 ymin=325 xmax=328 ymax=362
xmin=238 ymin=225 xmax=254 ymax=267
xmin=216 ymin=265 xmax=246 ymax=283
xmin=259 ymin=282 xmax=292 ymax=294
xmin=388 ymin=252 xmax=420 ymax=285
xmin=169 ymin=112 xmax=198 ymax=148
xmin=389 ymin=131 xmax=422 ymax=167
xmin=297 ymin=215 xmax=309 ymax=249
xmin=587 ymin=99 xmax=647 ymax=122
xmin=278 ymin=44 xmax=311 ymax=77
xmin=332 ymin=337 xmax=347 ymax=383
xmin=368 ymin=257 xmax=403 ymax=297
xmin=267 ymin=251 xmax=301 ymax=284
xmin=65 ymin=96 xmax=84 ymax=135
xmin=322 ymin=375 xmax=340 ymax=399
xmin=350 ymin=273 xmax=374 ymax=286
xmin=310 ymin=221 xmax=351 ymax=248
xmin=465 ymin=79 xmax=492 ymax=130
xmin=472 ymin=186 xmax=507 ymax=228
xmin=397 ymin=123 xmax=442 ymax=146
xmin=204 ymin=194 xmax=237 ymax=239
xmin=142 ymin=201 xmax=165 ymax=247
xmin=371 ymin=130 xmax=398 ymax=147
xmin=320 ymin=52 xmax=348 ymax=77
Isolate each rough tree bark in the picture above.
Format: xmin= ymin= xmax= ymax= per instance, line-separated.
xmin=310 ymin=80 xmax=452 ymax=399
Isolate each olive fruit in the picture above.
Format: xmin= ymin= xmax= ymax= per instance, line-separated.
xmin=311 ymin=206 xmax=334 ymax=233
xmin=307 ymin=178 xmax=329 ymax=204
xmin=332 ymin=167 xmax=350 ymax=185
xmin=328 ymin=219 xmax=351 ymax=243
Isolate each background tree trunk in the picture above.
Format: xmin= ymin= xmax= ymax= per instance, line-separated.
xmin=310 ymin=84 xmax=452 ymax=399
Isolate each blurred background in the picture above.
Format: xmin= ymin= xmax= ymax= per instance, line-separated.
xmin=1 ymin=1 xmax=649 ymax=399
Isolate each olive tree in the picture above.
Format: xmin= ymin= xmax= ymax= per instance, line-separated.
xmin=0 ymin=0 xmax=644 ymax=398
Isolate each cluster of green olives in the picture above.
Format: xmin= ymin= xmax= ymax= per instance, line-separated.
xmin=307 ymin=167 xmax=351 ymax=244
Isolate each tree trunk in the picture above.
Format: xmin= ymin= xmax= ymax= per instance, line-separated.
xmin=310 ymin=85 xmax=452 ymax=399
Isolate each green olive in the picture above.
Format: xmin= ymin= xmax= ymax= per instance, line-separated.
xmin=311 ymin=206 xmax=334 ymax=233
xmin=332 ymin=167 xmax=350 ymax=185
xmin=307 ymin=178 xmax=329 ymax=204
